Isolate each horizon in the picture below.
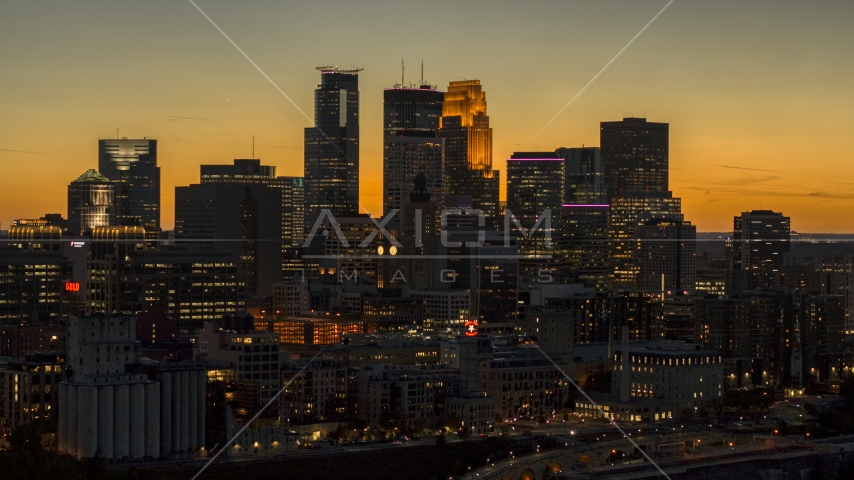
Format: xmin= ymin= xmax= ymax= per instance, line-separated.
xmin=2 ymin=1 xmax=852 ymax=232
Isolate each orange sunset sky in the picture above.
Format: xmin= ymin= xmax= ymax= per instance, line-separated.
xmin=1 ymin=0 xmax=852 ymax=232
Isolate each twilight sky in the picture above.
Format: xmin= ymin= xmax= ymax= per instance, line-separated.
xmin=1 ymin=0 xmax=852 ymax=232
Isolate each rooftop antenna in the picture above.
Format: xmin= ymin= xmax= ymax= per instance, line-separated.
xmin=116 ymin=127 xmax=119 ymax=139
xmin=401 ymin=58 xmax=404 ymax=87
xmin=421 ymin=60 xmax=424 ymax=85
xmin=252 ymin=133 xmax=255 ymax=159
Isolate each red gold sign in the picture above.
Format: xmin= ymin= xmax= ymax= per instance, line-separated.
xmin=65 ymin=282 xmax=80 ymax=292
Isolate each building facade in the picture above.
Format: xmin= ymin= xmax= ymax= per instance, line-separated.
xmin=97 ymin=138 xmax=160 ymax=244
xmin=67 ymin=169 xmax=115 ymax=235
xmin=304 ymin=66 xmax=362 ymax=228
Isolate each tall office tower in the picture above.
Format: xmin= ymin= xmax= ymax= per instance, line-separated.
xmin=555 ymin=147 xmax=607 ymax=204
xmin=175 ymin=183 xmax=283 ymax=296
xmin=200 ymin=159 xmax=305 ymax=247
xmin=637 ymin=218 xmax=697 ymax=293
xmin=559 ymin=204 xmax=611 ymax=291
xmin=67 ymin=169 xmax=115 ymax=235
xmin=729 ymin=210 xmax=791 ymax=291
xmin=506 ymin=153 xmax=565 ymax=285
xmin=609 ymin=191 xmax=683 ymax=287
xmin=600 ymin=117 xmax=668 ymax=198
xmin=383 ymin=85 xmax=445 ymax=229
xmin=439 ymin=80 xmax=501 ymax=225
xmin=304 ymin=66 xmax=361 ymax=229
xmin=97 ymin=138 xmax=160 ymax=245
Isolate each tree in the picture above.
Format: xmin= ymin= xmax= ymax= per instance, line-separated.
xmin=8 ymin=423 xmax=42 ymax=454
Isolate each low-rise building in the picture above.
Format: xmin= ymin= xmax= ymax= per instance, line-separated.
xmin=0 ymin=352 xmax=66 ymax=444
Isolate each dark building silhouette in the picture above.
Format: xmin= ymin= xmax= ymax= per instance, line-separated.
xmin=174 ymin=183 xmax=283 ymax=297
xmin=556 ymin=146 xmax=608 ymax=205
xmin=728 ymin=209 xmax=791 ymax=291
xmin=304 ymin=66 xmax=361 ymax=228
xmin=97 ymin=138 xmax=160 ymax=244
xmin=600 ymin=118 xmax=668 ymax=198
xmin=383 ymin=85 xmax=444 ymax=229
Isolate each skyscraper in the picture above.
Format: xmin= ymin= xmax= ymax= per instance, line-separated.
xmin=600 ymin=117 xmax=668 ymax=198
xmin=555 ymin=147 xmax=607 ymax=205
xmin=304 ymin=66 xmax=361 ymax=228
xmin=559 ymin=204 xmax=611 ymax=291
xmin=506 ymin=153 xmax=564 ymax=285
xmin=608 ymin=190 xmax=683 ymax=287
xmin=383 ymin=85 xmax=445 ymax=229
xmin=67 ymin=169 xmax=115 ymax=236
xmin=97 ymin=138 xmax=160 ymax=244
xmin=637 ymin=218 xmax=697 ymax=293
xmin=174 ymin=183 xmax=282 ymax=297
xmin=439 ymin=80 xmax=500 ymax=225
xmin=729 ymin=209 xmax=791 ymax=291
xmin=200 ymin=159 xmax=305 ymax=247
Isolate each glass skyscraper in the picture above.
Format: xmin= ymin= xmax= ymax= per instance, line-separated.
xmin=97 ymin=138 xmax=160 ymax=244
xmin=383 ymin=85 xmax=445 ymax=229
xmin=304 ymin=66 xmax=361 ymax=229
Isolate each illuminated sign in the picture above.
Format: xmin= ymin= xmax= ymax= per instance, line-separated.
xmin=64 ymin=282 xmax=81 ymax=292
xmin=70 ymin=241 xmax=86 ymax=248
xmin=464 ymin=320 xmax=478 ymax=337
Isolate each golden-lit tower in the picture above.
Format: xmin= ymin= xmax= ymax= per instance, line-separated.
xmin=440 ymin=80 xmax=492 ymax=171
xmin=439 ymin=80 xmax=500 ymax=224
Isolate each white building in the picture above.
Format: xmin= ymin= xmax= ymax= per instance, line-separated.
xmin=58 ymin=315 xmax=205 ymax=460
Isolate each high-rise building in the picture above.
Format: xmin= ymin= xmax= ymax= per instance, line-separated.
xmin=383 ymin=84 xmax=445 ymax=229
xmin=559 ymin=204 xmax=611 ymax=291
xmin=637 ymin=218 xmax=697 ymax=293
xmin=87 ymin=226 xmax=244 ymax=332
xmin=608 ymin=191 xmax=683 ymax=287
xmin=556 ymin=147 xmax=607 ymax=205
xmin=506 ymin=153 xmax=564 ymax=285
xmin=97 ymin=138 xmax=160 ymax=244
xmin=600 ymin=118 xmax=668 ymax=198
xmin=729 ymin=210 xmax=791 ymax=291
xmin=439 ymin=80 xmax=500 ymax=225
xmin=200 ymin=159 xmax=305 ymax=247
xmin=304 ymin=66 xmax=361 ymax=228
xmin=175 ymin=183 xmax=283 ymax=296
xmin=67 ymin=169 xmax=115 ymax=235
xmin=0 ymin=249 xmax=72 ymax=322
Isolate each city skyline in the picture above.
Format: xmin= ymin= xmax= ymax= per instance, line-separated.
xmin=1 ymin=1 xmax=853 ymax=232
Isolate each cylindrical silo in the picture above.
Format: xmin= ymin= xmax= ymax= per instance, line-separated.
xmin=129 ymin=383 xmax=145 ymax=459
xmin=67 ymin=384 xmax=78 ymax=456
xmin=77 ymin=385 xmax=98 ymax=459
xmin=58 ymin=382 xmax=69 ymax=454
xmin=97 ymin=385 xmax=114 ymax=459
xmin=160 ymin=371 xmax=172 ymax=456
xmin=180 ymin=370 xmax=190 ymax=451
xmin=188 ymin=370 xmax=198 ymax=451
xmin=145 ymin=381 xmax=160 ymax=458
xmin=114 ymin=383 xmax=130 ymax=459
xmin=197 ymin=370 xmax=206 ymax=448
xmin=171 ymin=371 xmax=181 ymax=453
